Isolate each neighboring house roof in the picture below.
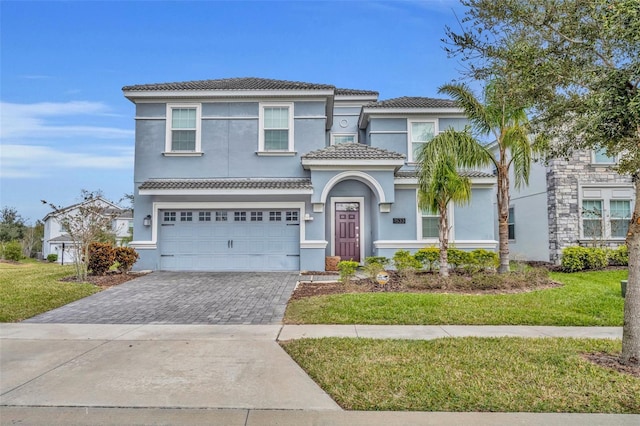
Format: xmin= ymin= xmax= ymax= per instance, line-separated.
xmin=42 ymin=197 xmax=123 ymax=222
xmin=116 ymin=209 xmax=134 ymax=220
xmin=302 ymin=143 xmax=405 ymax=160
xmin=138 ymin=178 xmax=313 ymax=192
xmin=365 ymin=96 xmax=457 ymax=109
xmin=47 ymin=234 xmax=73 ymax=243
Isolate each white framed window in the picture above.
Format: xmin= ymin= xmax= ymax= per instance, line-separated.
xmin=331 ymin=133 xmax=357 ymax=145
xmin=166 ymin=104 xmax=201 ymax=153
xmin=581 ymin=199 xmax=603 ymax=238
xmin=259 ymin=103 xmax=294 ymax=153
xmin=508 ymin=207 xmax=515 ymax=240
xmin=408 ymin=120 xmax=436 ymax=162
xmin=610 ymin=200 xmax=631 ymax=238
xmin=592 ymin=148 xmax=617 ymax=164
xmin=420 ymin=207 xmax=440 ymax=239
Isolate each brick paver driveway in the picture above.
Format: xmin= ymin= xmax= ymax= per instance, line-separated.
xmin=24 ymin=272 xmax=299 ymax=325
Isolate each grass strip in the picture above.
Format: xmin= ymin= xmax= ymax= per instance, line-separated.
xmin=281 ymin=337 xmax=640 ymax=413
xmin=0 ymin=261 xmax=98 ymax=322
xmin=285 ymin=270 xmax=626 ymax=326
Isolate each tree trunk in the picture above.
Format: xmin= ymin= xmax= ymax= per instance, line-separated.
xmin=622 ymin=177 xmax=640 ymax=366
xmin=439 ymin=207 xmax=449 ymax=277
xmin=496 ymin=164 xmax=511 ymax=274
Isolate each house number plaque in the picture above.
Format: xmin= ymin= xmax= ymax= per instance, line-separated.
xmin=392 ymin=218 xmax=406 ymax=224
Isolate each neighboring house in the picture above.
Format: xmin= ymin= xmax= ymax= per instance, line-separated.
xmin=123 ymin=77 xmax=497 ymax=272
xmin=502 ymin=148 xmax=635 ymax=263
xmin=43 ymin=198 xmax=132 ymax=264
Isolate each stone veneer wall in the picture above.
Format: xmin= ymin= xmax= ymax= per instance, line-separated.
xmin=546 ymin=150 xmax=633 ymax=264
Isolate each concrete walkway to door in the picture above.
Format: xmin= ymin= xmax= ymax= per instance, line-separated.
xmin=24 ymin=272 xmax=299 ymax=325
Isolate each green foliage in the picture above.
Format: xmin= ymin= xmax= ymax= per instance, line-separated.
xmin=608 ymin=245 xmax=629 ymax=266
xmin=414 ymin=247 xmax=440 ymax=271
xmin=471 ymin=249 xmax=499 ymax=270
xmin=3 ymin=240 xmax=23 ymax=261
xmin=46 ymin=254 xmax=58 ymax=263
xmin=447 ymin=249 xmax=472 ymax=270
xmin=337 ymin=260 xmax=359 ymax=283
xmin=88 ymin=242 xmax=115 ymax=276
xmin=392 ymin=250 xmax=422 ymax=274
xmin=562 ymin=246 xmax=608 ymax=272
xmin=363 ymin=256 xmax=390 ymax=280
xmin=0 ymin=207 xmax=26 ymax=243
xmin=113 ymin=246 xmax=139 ymax=273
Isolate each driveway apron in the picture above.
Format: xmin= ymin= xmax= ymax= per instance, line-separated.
xmin=24 ymin=272 xmax=299 ymax=325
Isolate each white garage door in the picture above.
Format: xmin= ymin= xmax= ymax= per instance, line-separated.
xmin=159 ymin=209 xmax=300 ymax=271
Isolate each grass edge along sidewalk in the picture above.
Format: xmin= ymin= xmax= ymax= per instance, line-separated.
xmin=284 ymin=270 xmax=627 ymax=326
xmin=281 ymin=336 xmax=640 ymax=413
xmin=0 ymin=260 xmax=98 ymax=322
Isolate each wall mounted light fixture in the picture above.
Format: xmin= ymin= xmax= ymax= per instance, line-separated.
xmin=143 ymin=215 xmax=152 ymax=227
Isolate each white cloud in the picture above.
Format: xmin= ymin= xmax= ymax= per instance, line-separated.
xmin=0 ymin=101 xmax=134 ymax=140
xmin=0 ymin=144 xmax=134 ymax=179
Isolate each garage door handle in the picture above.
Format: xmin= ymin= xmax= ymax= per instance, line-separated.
xmin=287 ymin=254 xmax=300 ymax=257
xmin=160 ymin=254 xmax=174 ymax=257
xmin=228 ymin=240 xmax=233 ymax=248
xmin=287 ymin=223 xmax=300 ymax=226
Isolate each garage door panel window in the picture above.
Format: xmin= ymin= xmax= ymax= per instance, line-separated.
xmin=286 ymin=211 xmax=299 ymax=222
xmin=270 ymin=211 xmax=282 ymax=221
xmin=199 ymin=212 xmax=211 ymax=222
xmin=216 ymin=211 xmax=227 ymax=222
xmin=164 ymin=211 xmax=176 ymax=222
xmin=180 ymin=212 xmax=193 ymax=222
xmin=251 ymin=211 xmax=263 ymax=222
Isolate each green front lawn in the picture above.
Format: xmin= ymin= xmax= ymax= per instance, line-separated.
xmin=0 ymin=260 xmax=98 ymax=322
xmin=285 ymin=270 xmax=627 ymax=326
xmin=281 ymin=337 xmax=640 ymax=412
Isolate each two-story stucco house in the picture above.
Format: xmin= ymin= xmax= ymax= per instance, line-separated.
xmin=123 ymin=77 xmax=497 ymax=272
xmin=43 ymin=197 xmax=133 ymax=264
xmin=504 ymin=148 xmax=635 ymax=263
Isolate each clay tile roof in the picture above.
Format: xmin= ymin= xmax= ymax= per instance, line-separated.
xmin=335 ymin=88 xmax=379 ymax=96
xmin=302 ymin=143 xmax=405 ymax=160
xmin=365 ymin=96 xmax=457 ymax=109
xmin=395 ymin=170 xmax=495 ymax=178
xmin=122 ymin=77 xmax=336 ymax=92
xmin=138 ymin=178 xmax=313 ymax=191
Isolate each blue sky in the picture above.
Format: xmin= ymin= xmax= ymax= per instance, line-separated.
xmin=1 ymin=0 xmax=468 ymax=224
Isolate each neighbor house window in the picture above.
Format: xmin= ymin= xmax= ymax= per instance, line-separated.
xmin=420 ymin=207 xmax=439 ymax=239
xmin=508 ymin=207 xmax=515 ymax=240
xmin=610 ymin=200 xmax=631 ymax=238
xmin=259 ymin=103 xmax=294 ymax=152
xmin=409 ymin=121 xmax=436 ymax=162
xmin=166 ymin=104 xmax=201 ymax=153
xmin=332 ymin=134 xmax=357 ymax=144
xmin=582 ymin=200 xmax=603 ymax=238
xmin=592 ymin=148 xmax=616 ymax=164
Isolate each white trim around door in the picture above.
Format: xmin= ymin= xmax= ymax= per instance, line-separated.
xmin=330 ymin=196 xmax=365 ymax=263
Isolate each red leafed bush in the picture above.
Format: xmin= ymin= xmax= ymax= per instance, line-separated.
xmin=114 ymin=246 xmax=139 ymax=273
xmin=88 ymin=242 xmax=116 ymax=275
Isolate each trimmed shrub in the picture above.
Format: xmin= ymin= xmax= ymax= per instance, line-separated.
xmin=114 ymin=246 xmax=139 ymax=273
xmin=337 ymin=260 xmax=359 ymax=283
xmin=393 ymin=250 xmax=422 ymax=275
xmin=608 ymin=245 xmax=628 ymax=266
xmin=471 ymin=249 xmax=499 ymax=270
xmin=3 ymin=240 xmax=23 ymax=261
xmin=561 ymin=246 xmax=587 ymax=272
xmin=414 ymin=247 xmax=440 ymax=271
xmin=447 ymin=249 xmax=472 ymax=271
xmin=46 ymin=253 xmax=58 ymax=262
xmin=583 ymin=247 xmax=608 ymax=270
xmin=363 ymin=256 xmax=390 ymax=280
xmin=88 ymin=242 xmax=115 ymax=275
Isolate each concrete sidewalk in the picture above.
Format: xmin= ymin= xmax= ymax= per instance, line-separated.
xmin=1 ymin=323 xmax=637 ymax=426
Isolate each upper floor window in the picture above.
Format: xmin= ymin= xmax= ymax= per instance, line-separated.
xmin=332 ymin=134 xmax=357 ymax=145
xmin=409 ymin=120 xmax=436 ymax=162
xmin=166 ymin=104 xmax=201 ymax=154
xmin=259 ymin=103 xmax=294 ymax=153
xmin=508 ymin=207 xmax=515 ymax=240
xmin=592 ymin=148 xmax=616 ymax=164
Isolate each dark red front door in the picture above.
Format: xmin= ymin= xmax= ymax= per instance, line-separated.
xmin=335 ymin=202 xmax=360 ymax=262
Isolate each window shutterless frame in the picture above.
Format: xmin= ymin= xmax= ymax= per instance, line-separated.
xmin=408 ymin=119 xmax=437 ymax=163
xmin=258 ymin=102 xmax=294 ymax=153
xmin=165 ymin=103 xmax=202 ymax=154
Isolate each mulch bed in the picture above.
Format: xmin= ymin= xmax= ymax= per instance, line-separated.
xmin=583 ymin=353 xmax=640 ymax=378
xmin=60 ymin=271 xmax=148 ymax=289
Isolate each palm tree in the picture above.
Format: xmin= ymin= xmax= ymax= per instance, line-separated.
xmin=439 ymin=80 xmax=539 ymax=273
xmin=417 ymin=128 xmax=490 ymax=277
